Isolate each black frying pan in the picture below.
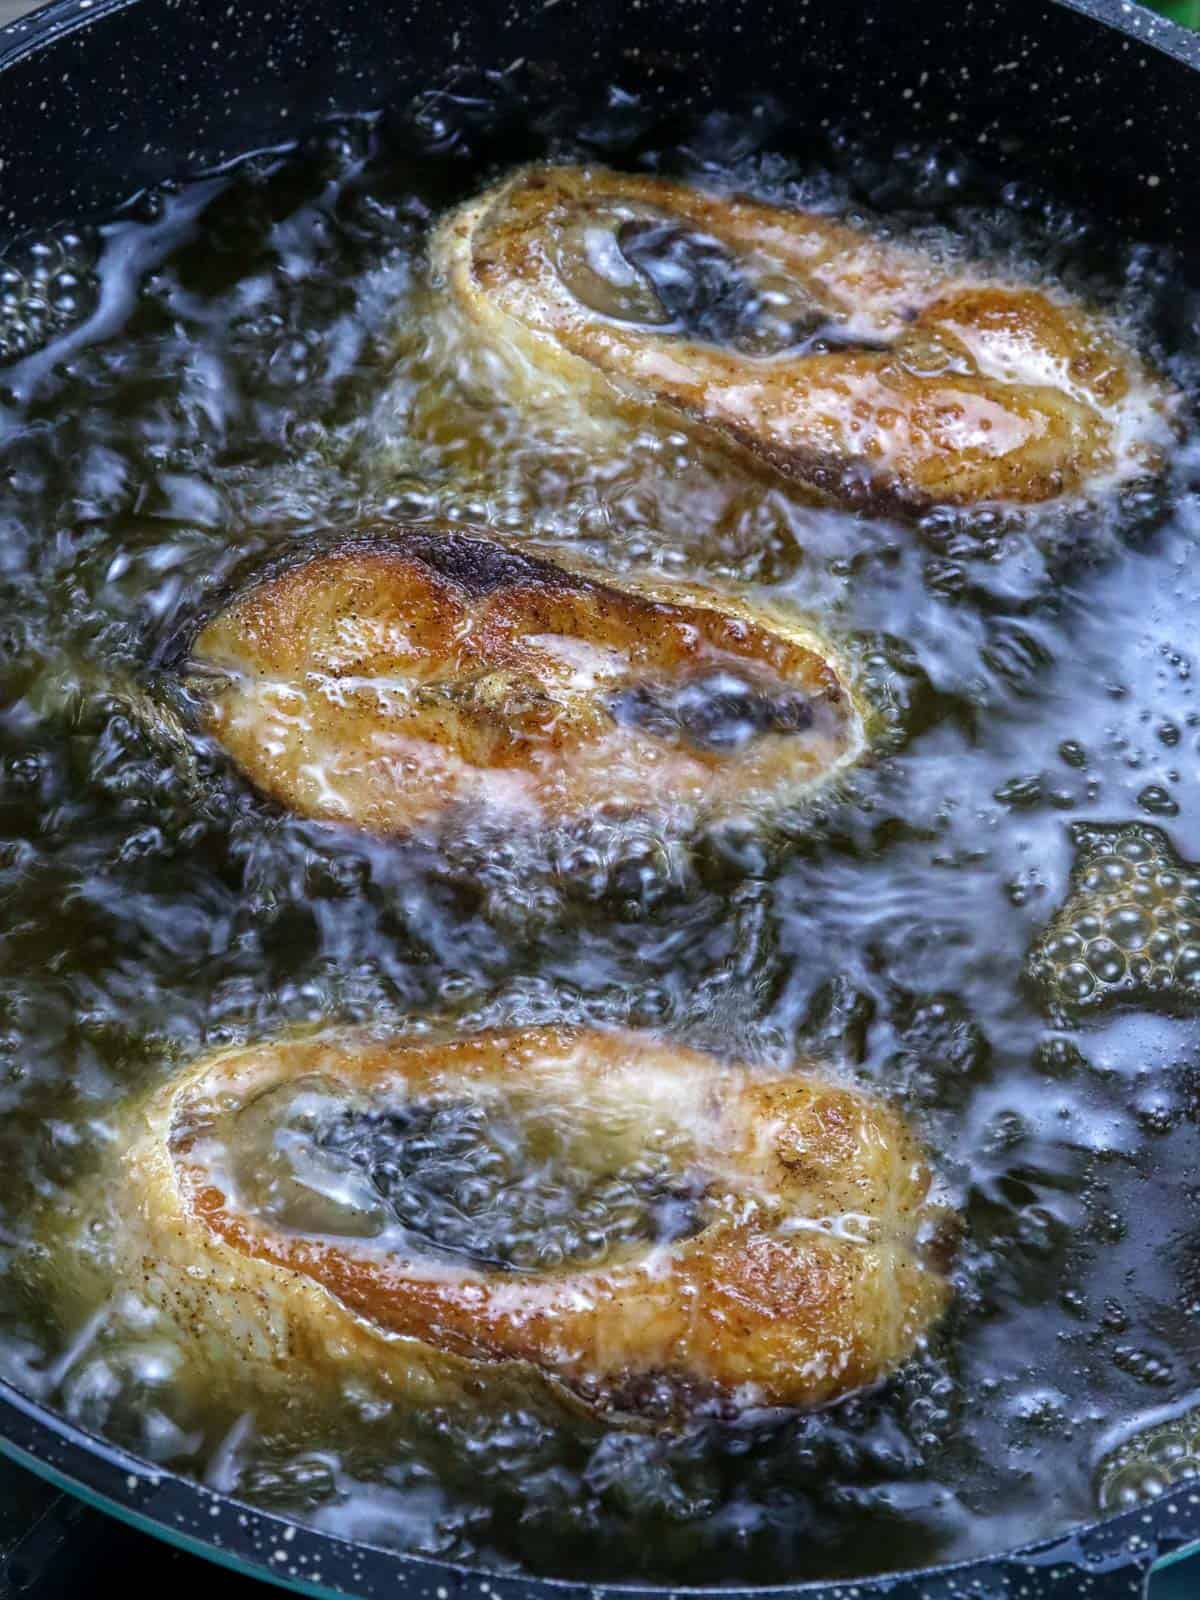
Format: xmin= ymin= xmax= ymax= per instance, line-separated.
xmin=1 ymin=0 xmax=1200 ymax=1595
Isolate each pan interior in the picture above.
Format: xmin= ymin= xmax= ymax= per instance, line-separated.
xmin=0 ymin=87 xmax=1197 ymax=1586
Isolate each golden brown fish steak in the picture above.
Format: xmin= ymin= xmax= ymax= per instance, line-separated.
xmin=52 ymin=1025 xmax=953 ymax=1422
xmin=187 ymin=527 xmax=864 ymax=833
xmin=433 ymin=164 xmax=1172 ymax=508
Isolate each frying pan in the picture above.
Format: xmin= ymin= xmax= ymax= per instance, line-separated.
xmin=1 ymin=0 xmax=1199 ymax=1594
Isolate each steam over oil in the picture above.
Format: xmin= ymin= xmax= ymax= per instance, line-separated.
xmin=0 ymin=88 xmax=1198 ymax=1586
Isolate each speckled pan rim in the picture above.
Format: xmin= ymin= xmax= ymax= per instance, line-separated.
xmin=2 ymin=1367 xmax=1200 ymax=1598
xmin=8 ymin=1344 xmax=1200 ymax=1600
xmin=1060 ymin=0 xmax=1200 ymax=68
xmin=0 ymin=0 xmax=136 ymax=65
xmin=1 ymin=0 xmax=1200 ymax=75
xmin=0 ymin=0 xmax=1199 ymax=1593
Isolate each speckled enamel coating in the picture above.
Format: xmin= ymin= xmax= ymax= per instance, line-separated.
xmin=1 ymin=0 xmax=1199 ymax=246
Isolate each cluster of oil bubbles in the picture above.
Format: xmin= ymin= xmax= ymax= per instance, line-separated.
xmin=51 ymin=1299 xmax=205 ymax=1467
xmin=1096 ymin=1407 xmax=1200 ymax=1512
xmin=314 ymin=1094 xmax=707 ymax=1272
xmin=568 ymin=214 xmax=843 ymax=359
xmin=0 ymin=226 xmax=99 ymax=367
xmin=1026 ymin=823 xmax=1200 ymax=1018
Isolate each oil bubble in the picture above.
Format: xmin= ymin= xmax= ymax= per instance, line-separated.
xmin=0 ymin=225 xmax=99 ymax=366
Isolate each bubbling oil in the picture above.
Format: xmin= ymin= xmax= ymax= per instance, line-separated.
xmin=0 ymin=93 xmax=1199 ymax=1585
xmin=1097 ymin=1401 xmax=1200 ymax=1513
xmin=0 ymin=224 xmax=99 ymax=365
xmin=1027 ymin=822 xmax=1200 ymax=1018
xmin=228 ymin=1075 xmax=708 ymax=1272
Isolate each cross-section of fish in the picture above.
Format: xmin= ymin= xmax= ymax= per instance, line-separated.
xmin=433 ymin=164 xmax=1172 ymax=509
xmin=51 ymin=1025 xmax=953 ymax=1423
xmin=184 ymin=526 xmax=864 ymax=833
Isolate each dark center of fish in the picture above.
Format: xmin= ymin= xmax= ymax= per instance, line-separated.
xmin=315 ymin=1096 xmax=708 ymax=1272
xmin=615 ymin=218 xmax=887 ymax=357
xmin=616 ymin=218 xmax=768 ymax=350
xmin=608 ymin=669 xmax=816 ymax=753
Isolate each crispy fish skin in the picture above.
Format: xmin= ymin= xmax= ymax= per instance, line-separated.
xmin=62 ymin=1026 xmax=951 ymax=1421
xmin=433 ymin=164 xmax=1171 ymax=508
xmin=188 ymin=527 xmax=864 ymax=833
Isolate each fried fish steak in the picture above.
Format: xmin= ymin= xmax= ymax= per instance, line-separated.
xmin=186 ymin=527 xmax=864 ymax=832
xmin=432 ymin=164 xmax=1173 ymax=509
xmin=57 ymin=1025 xmax=952 ymax=1422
